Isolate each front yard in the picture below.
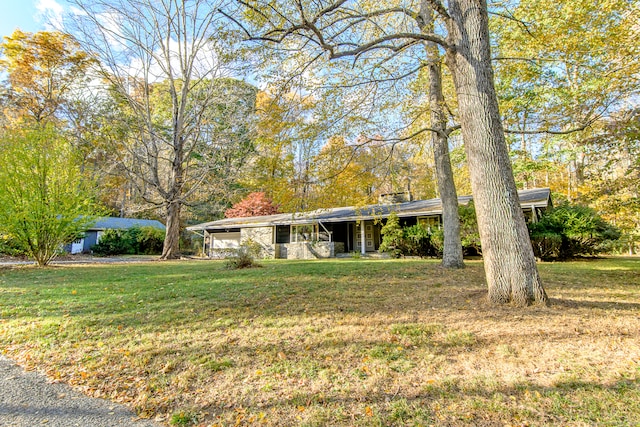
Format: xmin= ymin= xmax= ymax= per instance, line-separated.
xmin=1 ymin=258 xmax=639 ymax=426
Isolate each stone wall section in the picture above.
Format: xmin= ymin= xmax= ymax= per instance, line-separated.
xmin=241 ymin=227 xmax=275 ymax=259
xmin=278 ymin=242 xmax=334 ymax=259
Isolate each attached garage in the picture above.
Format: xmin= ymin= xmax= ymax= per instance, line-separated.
xmin=210 ymin=231 xmax=241 ymax=249
xmin=207 ymin=229 xmax=242 ymax=257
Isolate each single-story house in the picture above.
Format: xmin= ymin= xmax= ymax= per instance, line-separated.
xmin=187 ymin=188 xmax=551 ymax=260
xmin=68 ymin=217 xmax=166 ymax=254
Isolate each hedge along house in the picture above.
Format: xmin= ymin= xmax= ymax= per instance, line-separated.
xmin=68 ymin=217 xmax=166 ymax=254
xmin=187 ymin=188 xmax=552 ymax=260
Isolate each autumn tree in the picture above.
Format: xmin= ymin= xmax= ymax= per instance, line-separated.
xmin=237 ymin=0 xmax=547 ymax=305
xmin=491 ymin=0 xmax=639 ymax=252
xmin=0 ymin=30 xmax=93 ymax=125
xmin=0 ymin=125 xmax=101 ymax=266
xmin=0 ymin=29 xmax=128 ymax=215
xmin=241 ymin=90 xmax=321 ymax=212
xmin=65 ymin=0 xmax=257 ymax=259
xmin=493 ymin=0 xmax=640 ymax=197
xmin=313 ymin=136 xmax=377 ymax=208
xmin=225 ymin=192 xmax=280 ymax=218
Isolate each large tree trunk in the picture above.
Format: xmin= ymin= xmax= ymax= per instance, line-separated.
xmin=161 ymin=200 xmax=181 ymax=259
xmin=445 ymin=0 xmax=547 ymax=305
xmin=420 ymin=3 xmax=465 ymax=269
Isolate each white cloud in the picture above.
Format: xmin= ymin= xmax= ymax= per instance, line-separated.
xmin=35 ymin=0 xmax=65 ymax=31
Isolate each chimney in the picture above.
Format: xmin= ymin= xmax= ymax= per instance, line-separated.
xmin=378 ymin=192 xmax=413 ymax=204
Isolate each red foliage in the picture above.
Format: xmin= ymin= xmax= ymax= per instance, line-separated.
xmin=224 ymin=192 xmax=280 ymax=218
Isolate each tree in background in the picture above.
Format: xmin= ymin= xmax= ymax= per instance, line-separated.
xmin=225 ymin=192 xmax=279 ymax=218
xmin=493 ymin=0 xmax=640 ymax=197
xmin=0 ymin=30 xmax=93 ymax=125
xmin=240 ymin=91 xmax=314 ymax=212
xmin=0 ymin=126 xmax=102 ymax=266
xmin=0 ymin=29 xmax=144 ymax=223
xmin=312 ymin=136 xmax=378 ymax=208
xmin=66 ymin=0 xmax=257 ymax=259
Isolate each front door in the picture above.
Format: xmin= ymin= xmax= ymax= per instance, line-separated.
xmin=355 ymin=221 xmax=376 ymax=252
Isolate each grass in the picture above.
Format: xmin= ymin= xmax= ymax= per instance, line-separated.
xmin=1 ymin=257 xmax=639 ymax=426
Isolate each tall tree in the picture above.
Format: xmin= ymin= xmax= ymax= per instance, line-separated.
xmin=242 ymin=90 xmax=320 ymax=212
xmin=0 ymin=30 xmax=92 ymax=124
xmin=419 ymin=4 xmax=464 ymax=268
xmin=66 ymin=0 xmax=256 ymax=259
xmin=237 ymin=0 xmax=547 ymax=305
xmin=313 ymin=136 xmax=377 ymax=208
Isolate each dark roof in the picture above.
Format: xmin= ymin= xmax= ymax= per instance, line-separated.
xmin=187 ymin=188 xmax=551 ymax=232
xmin=89 ymin=217 xmax=165 ymax=231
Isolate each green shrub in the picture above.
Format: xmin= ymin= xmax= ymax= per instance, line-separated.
xmin=403 ymin=224 xmax=439 ymax=257
xmin=225 ymin=239 xmax=262 ymax=269
xmin=91 ymin=226 xmax=164 ymax=256
xmin=528 ymin=203 xmax=620 ymax=260
xmin=379 ymin=213 xmax=405 ymax=258
xmin=458 ymin=202 xmax=482 ymax=255
xmin=134 ymin=226 xmax=165 ymax=254
xmin=91 ymin=229 xmax=134 ymax=255
xmin=0 ymin=234 xmax=27 ymax=257
xmin=379 ymin=214 xmax=439 ymax=258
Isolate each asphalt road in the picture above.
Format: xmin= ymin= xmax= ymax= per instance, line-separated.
xmin=0 ymin=355 xmax=159 ymax=427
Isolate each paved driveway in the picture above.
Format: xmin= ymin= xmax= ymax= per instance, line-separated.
xmin=0 ymin=356 xmax=159 ymax=427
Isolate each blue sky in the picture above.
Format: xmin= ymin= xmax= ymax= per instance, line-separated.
xmin=0 ymin=0 xmax=66 ymax=39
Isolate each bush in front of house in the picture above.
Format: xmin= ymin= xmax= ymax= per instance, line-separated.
xmin=91 ymin=226 xmax=165 ymax=256
xmin=379 ymin=213 xmax=405 ymax=258
xmin=458 ymin=203 xmax=482 ymax=255
xmin=528 ymin=203 xmax=620 ymax=260
xmin=225 ymin=239 xmax=262 ymax=269
xmin=380 ymin=202 xmax=620 ymax=261
xmin=379 ymin=213 xmax=440 ymax=258
xmin=428 ymin=203 xmax=482 ymax=257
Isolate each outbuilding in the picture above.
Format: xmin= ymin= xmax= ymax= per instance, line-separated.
xmin=68 ymin=217 xmax=166 ymax=254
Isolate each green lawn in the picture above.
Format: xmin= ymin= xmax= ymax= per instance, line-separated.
xmin=1 ymin=258 xmax=639 ymax=426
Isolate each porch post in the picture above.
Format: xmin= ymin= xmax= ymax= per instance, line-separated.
xmin=361 ymin=220 xmax=366 ymax=255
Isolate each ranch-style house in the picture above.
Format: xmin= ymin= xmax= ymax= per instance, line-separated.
xmin=187 ymin=187 xmax=552 ymax=260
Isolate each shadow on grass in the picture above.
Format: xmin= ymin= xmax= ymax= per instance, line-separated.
xmin=551 ymin=298 xmax=640 ymax=311
xmin=197 ymin=376 xmax=640 ymax=426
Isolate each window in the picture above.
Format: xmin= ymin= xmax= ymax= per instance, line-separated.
xmin=418 ymin=216 xmax=441 ymax=231
xmin=291 ymin=224 xmax=315 ymax=242
xmin=276 ymin=225 xmax=290 ymax=244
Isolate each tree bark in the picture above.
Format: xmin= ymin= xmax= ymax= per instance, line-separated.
xmin=161 ymin=200 xmax=181 ymax=259
xmin=445 ymin=0 xmax=547 ymax=305
xmin=420 ymin=3 xmax=465 ymax=269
